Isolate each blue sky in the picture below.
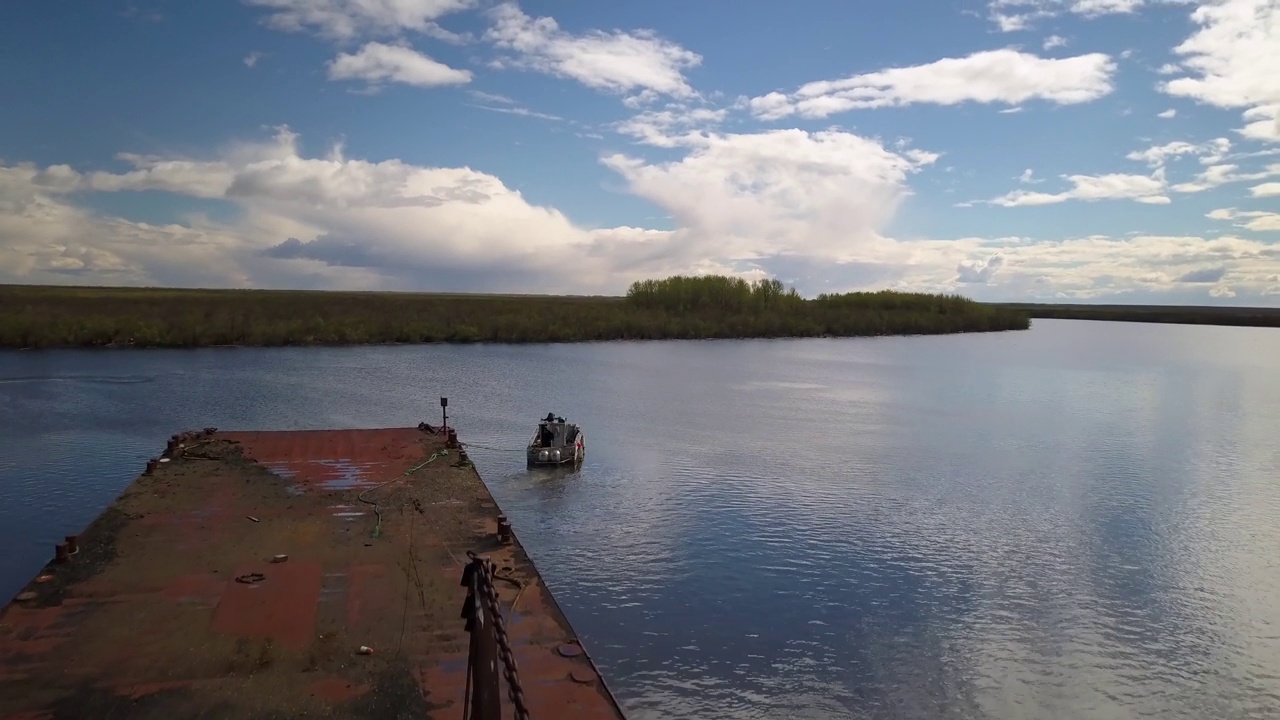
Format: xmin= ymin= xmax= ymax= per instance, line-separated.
xmin=1 ymin=0 xmax=1277 ymax=303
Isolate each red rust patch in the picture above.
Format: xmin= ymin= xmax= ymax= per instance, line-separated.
xmin=0 ymin=602 xmax=82 ymax=656
xmin=418 ymin=654 xmax=467 ymax=712
xmin=119 ymin=680 xmax=204 ymax=699
xmin=210 ymin=559 xmax=323 ymax=651
xmin=307 ymin=676 xmax=372 ymax=703
xmin=0 ymin=428 xmax=628 ymax=720
xmin=223 ymin=429 xmax=425 ymax=492
xmin=345 ymin=563 xmax=395 ymax=637
xmin=160 ymin=573 xmax=225 ymax=607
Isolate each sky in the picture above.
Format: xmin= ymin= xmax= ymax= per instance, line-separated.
xmin=1 ymin=0 xmax=1278 ymax=303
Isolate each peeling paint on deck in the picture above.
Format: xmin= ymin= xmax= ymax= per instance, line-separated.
xmin=0 ymin=427 xmax=626 ymax=720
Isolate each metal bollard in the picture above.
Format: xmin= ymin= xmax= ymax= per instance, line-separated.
xmin=459 ymin=555 xmax=501 ymax=719
xmin=55 ymin=543 xmax=70 ymax=563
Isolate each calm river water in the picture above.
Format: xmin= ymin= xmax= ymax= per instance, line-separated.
xmin=3 ymin=319 xmax=1280 ymax=719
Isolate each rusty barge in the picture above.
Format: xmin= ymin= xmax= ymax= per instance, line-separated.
xmin=0 ymin=423 xmax=627 ymax=720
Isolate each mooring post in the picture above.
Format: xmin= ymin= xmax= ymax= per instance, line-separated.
xmin=462 ymin=555 xmax=501 ymax=719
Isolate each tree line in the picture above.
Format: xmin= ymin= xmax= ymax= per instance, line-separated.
xmin=0 ymin=276 xmax=1030 ymax=349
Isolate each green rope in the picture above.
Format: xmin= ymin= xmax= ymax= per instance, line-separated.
xmin=358 ymin=450 xmax=448 ymax=539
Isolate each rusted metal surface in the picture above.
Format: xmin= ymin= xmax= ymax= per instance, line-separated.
xmin=461 ymin=557 xmax=503 ymax=720
xmin=462 ymin=553 xmax=536 ymax=720
xmin=0 ymin=427 xmax=627 ymax=720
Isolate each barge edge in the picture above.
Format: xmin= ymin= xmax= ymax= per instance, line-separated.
xmin=0 ymin=426 xmax=627 ymax=720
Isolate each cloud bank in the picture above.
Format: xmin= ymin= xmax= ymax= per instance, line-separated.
xmin=3 ymin=124 xmax=1278 ymax=303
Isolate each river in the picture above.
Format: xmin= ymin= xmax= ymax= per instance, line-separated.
xmin=3 ymin=318 xmax=1279 ymax=719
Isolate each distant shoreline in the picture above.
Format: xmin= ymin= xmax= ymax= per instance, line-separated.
xmin=5 ymin=283 xmax=1276 ymax=350
xmin=0 ymin=278 xmax=1029 ymax=349
xmin=996 ymin=303 xmax=1280 ymax=328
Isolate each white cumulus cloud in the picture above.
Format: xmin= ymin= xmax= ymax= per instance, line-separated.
xmin=1171 ymin=163 xmax=1280 ymax=192
xmin=5 ymin=126 xmax=1280 ymax=304
xmin=987 ymin=0 xmax=1148 ymax=31
xmin=614 ymin=107 xmax=729 ymax=148
xmin=1207 ymin=207 xmax=1280 ymax=232
xmin=1126 ymin=137 xmax=1231 ymax=167
xmin=327 ymin=41 xmax=472 ymax=87
xmin=243 ymin=0 xmax=477 ymax=41
xmin=957 ymin=254 xmax=1006 ymax=283
xmin=1160 ymin=0 xmax=1280 ymax=142
xmin=749 ymin=50 xmax=1116 ymax=120
xmin=601 ymin=128 xmax=938 ymax=264
xmin=0 ymin=127 xmax=692 ymax=292
xmin=989 ymin=173 xmax=1169 ymax=206
xmin=484 ymin=2 xmax=702 ymax=100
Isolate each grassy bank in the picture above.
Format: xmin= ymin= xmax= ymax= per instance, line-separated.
xmin=0 ymin=277 xmax=1029 ymax=349
xmin=995 ymin=303 xmax=1280 ymax=328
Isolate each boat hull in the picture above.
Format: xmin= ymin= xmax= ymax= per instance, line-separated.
xmin=526 ymin=444 xmax=584 ymax=467
xmin=527 ymin=417 xmax=584 ymax=467
xmin=526 ymin=435 xmax=585 ymax=467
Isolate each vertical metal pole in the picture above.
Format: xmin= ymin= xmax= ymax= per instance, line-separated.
xmin=441 ymin=397 xmax=449 ymax=434
xmin=468 ymin=560 xmax=501 ymax=719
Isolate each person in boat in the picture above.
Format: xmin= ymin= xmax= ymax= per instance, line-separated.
xmin=539 ymin=413 xmax=557 ymax=446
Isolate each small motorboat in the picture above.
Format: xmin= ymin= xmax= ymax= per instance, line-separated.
xmin=527 ymin=412 xmax=585 ymax=467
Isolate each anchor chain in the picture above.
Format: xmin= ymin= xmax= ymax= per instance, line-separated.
xmin=465 ymin=552 xmax=530 ymax=720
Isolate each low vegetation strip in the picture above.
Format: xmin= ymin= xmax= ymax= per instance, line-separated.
xmin=0 ymin=276 xmax=1029 ymax=349
xmin=995 ymin=303 xmax=1280 ymax=328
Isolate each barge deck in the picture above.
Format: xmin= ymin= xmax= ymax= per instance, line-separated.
xmin=0 ymin=426 xmax=626 ymax=719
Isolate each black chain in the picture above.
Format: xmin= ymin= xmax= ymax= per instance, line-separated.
xmin=479 ymin=558 xmax=530 ymax=720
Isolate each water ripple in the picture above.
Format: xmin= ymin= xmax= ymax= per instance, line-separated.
xmin=4 ymin=322 xmax=1280 ymax=718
